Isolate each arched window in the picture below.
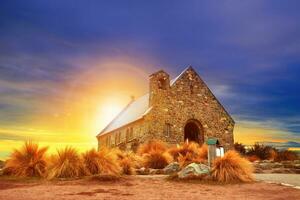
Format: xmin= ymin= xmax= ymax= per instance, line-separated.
xmin=158 ymin=78 xmax=167 ymax=90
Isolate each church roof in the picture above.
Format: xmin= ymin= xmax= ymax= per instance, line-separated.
xmin=97 ymin=66 xmax=234 ymax=136
xmin=97 ymin=68 xmax=190 ymax=137
xmin=98 ymin=93 xmax=151 ymax=136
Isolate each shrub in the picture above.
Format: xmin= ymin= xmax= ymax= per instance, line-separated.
xmin=211 ymin=150 xmax=254 ymax=183
xmin=168 ymin=142 xmax=199 ymax=160
xmin=168 ymin=142 xmax=208 ymax=167
xmin=112 ymin=148 xmax=140 ymax=175
xmin=234 ymin=143 xmax=246 ymax=155
xmin=83 ymin=148 xmax=121 ymax=176
xmin=143 ymin=151 xmax=173 ymax=169
xmin=47 ymin=147 xmax=87 ymax=179
xmin=246 ymin=143 xmax=274 ymax=160
xmin=119 ymin=157 xmax=135 ymax=175
xmin=246 ymin=155 xmax=260 ymax=162
xmin=3 ymin=141 xmax=48 ymax=177
xmin=137 ymin=140 xmax=167 ymax=155
xmin=275 ymin=150 xmax=298 ymax=161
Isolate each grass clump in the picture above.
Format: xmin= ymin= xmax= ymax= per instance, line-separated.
xmin=211 ymin=150 xmax=254 ymax=183
xmin=137 ymin=139 xmax=168 ymax=155
xmin=83 ymin=148 xmax=121 ymax=176
xmin=3 ymin=141 xmax=48 ymax=177
xmin=143 ymin=150 xmax=173 ymax=169
xmin=168 ymin=142 xmax=208 ymax=167
xmin=137 ymin=140 xmax=173 ymax=169
xmin=47 ymin=147 xmax=87 ymax=179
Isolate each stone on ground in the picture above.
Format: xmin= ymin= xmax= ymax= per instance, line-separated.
xmin=163 ymin=162 xmax=180 ymax=174
xmin=178 ymin=163 xmax=209 ymax=178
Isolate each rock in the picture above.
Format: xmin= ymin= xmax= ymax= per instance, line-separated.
xmin=293 ymin=164 xmax=300 ymax=169
xmin=281 ymin=161 xmax=293 ymax=165
xmin=258 ymin=163 xmax=272 ymax=170
xmin=293 ymin=160 xmax=300 ymax=164
xmin=136 ymin=167 xmax=150 ymax=175
xmin=283 ymin=163 xmax=294 ymax=168
xmin=271 ymin=168 xmax=293 ymax=174
xmin=149 ymin=168 xmax=164 ymax=175
xmin=178 ymin=163 xmax=209 ymax=179
xmin=291 ymin=169 xmax=300 ymax=174
xmin=163 ymin=162 xmax=180 ymax=174
xmin=272 ymin=162 xmax=283 ymax=168
xmin=254 ymin=168 xmax=264 ymax=173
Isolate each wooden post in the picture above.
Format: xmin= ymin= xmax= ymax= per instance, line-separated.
xmin=208 ymin=145 xmax=216 ymax=167
xmin=206 ymin=138 xmax=220 ymax=168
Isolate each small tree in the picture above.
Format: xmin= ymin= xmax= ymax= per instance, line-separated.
xmin=234 ymin=143 xmax=246 ymax=155
xmin=246 ymin=143 xmax=273 ymax=160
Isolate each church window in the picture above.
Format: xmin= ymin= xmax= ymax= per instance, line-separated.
xmin=129 ymin=127 xmax=134 ymax=140
xmin=164 ymin=123 xmax=172 ymax=137
xmin=158 ymin=78 xmax=167 ymax=90
xmin=126 ymin=129 xmax=129 ymax=142
xmin=115 ymin=132 xmax=121 ymax=144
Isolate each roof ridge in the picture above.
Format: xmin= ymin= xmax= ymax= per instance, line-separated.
xmin=97 ymin=93 xmax=149 ymax=136
xmin=97 ymin=99 xmax=135 ymax=136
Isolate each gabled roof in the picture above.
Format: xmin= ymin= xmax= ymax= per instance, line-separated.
xmin=97 ymin=68 xmax=192 ymax=137
xmin=98 ymin=93 xmax=150 ymax=136
xmin=97 ymin=66 xmax=234 ymax=137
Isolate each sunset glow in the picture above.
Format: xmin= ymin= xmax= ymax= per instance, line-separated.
xmin=1 ymin=1 xmax=299 ymax=160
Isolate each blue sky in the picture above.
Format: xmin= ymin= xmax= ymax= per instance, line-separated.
xmin=0 ymin=0 xmax=299 ymax=156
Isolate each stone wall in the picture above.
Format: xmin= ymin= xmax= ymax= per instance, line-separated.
xmin=98 ymin=67 xmax=234 ymax=150
xmin=144 ymin=67 xmax=234 ymax=150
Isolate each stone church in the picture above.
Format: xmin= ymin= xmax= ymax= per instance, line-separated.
xmin=97 ymin=66 xmax=234 ymax=150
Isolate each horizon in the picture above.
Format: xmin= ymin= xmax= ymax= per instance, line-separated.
xmin=1 ymin=1 xmax=300 ymax=159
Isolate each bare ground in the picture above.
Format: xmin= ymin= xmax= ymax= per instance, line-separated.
xmin=0 ymin=175 xmax=299 ymax=200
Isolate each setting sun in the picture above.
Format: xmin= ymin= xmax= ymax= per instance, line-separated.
xmin=94 ymin=98 xmax=126 ymax=133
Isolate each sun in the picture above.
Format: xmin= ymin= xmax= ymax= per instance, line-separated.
xmin=94 ymin=99 xmax=126 ymax=133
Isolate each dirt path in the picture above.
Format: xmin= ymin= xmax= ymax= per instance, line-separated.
xmin=0 ymin=175 xmax=300 ymax=200
xmin=255 ymin=173 xmax=300 ymax=188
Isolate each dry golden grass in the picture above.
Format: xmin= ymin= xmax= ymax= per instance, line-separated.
xmin=3 ymin=141 xmax=48 ymax=177
xmin=112 ymin=148 xmax=143 ymax=175
xmin=83 ymin=148 xmax=121 ymax=176
xmin=211 ymin=150 xmax=254 ymax=183
xmin=119 ymin=157 xmax=135 ymax=175
xmin=168 ymin=142 xmax=208 ymax=167
xmin=82 ymin=148 xmax=102 ymax=174
xmin=47 ymin=147 xmax=87 ymax=179
xmin=137 ymin=139 xmax=168 ymax=155
xmin=143 ymin=150 xmax=173 ymax=169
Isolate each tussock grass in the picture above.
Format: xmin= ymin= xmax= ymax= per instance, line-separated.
xmin=83 ymin=148 xmax=121 ymax=176
xmin=114 ymin=149 xmax=144 ymax=174
xmin=168 ymin=142 xmax=208 ymax=167
xmin=137 ymin=139 xmax=168 ymax=155
xmin=143 ymin=151 xmax=173 ymax=169
xmin=3 ymin=141 xmax=48 ymax=177
xmin=47 ymin=147 xmax=87 ymax=179
xmin=211 ymin=150 xmax=254 ymax=183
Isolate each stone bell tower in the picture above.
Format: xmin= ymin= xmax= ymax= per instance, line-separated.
xmin=149 ymin=70 xmax=170 ymax=107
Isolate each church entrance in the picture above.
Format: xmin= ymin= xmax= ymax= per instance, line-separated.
xmin=184 ymin=119 xmax=204 ymax=144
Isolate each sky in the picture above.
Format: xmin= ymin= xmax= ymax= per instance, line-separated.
xmin=0 ymin=0 xmax=300 ymax=159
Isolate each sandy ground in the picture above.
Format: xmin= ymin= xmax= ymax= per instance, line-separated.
xmin=255 ymin=174 xmax=300 ymax=188
xmin=0 ymin=175 xmax=299 ymax=200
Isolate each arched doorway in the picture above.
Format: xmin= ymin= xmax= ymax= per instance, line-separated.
xmin=184 ymin=119 xmax=204 ymax=144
